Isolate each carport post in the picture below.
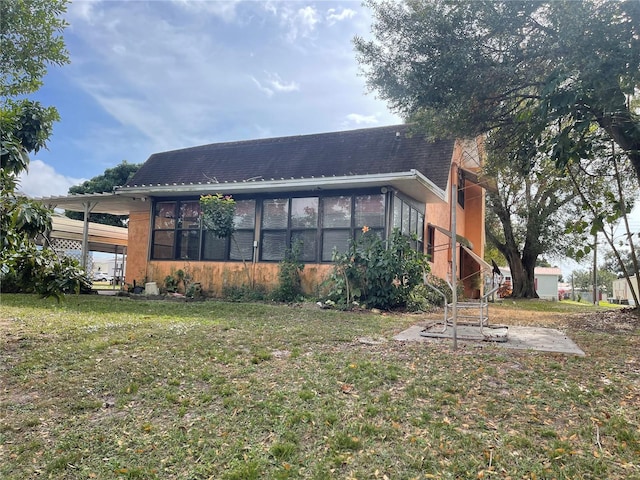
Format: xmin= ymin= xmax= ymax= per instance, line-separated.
xmin=81 ymin=201 xmax=97 ymax=269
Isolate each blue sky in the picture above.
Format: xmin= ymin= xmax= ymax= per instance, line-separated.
xmin=19 ymin=0 xmax=401 ymax=197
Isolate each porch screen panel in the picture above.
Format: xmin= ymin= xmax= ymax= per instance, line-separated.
xmin=321 ymin=196 xmax=352 ymax=261
xmin=392 ymin=198 xmax=402 ymax=230
xmin=154 ymin=202 xmax=176 ymax=229
xmin=292 ymin=230 xmax=317 ymax=262
xmin=152 ymin=202 xmax=177 ymax=259
xmin=322 ymin=196 xmax=351 ymax=227
xmin=355 ymin=194 xmax=385 ymax=239
xmin=177 ymin=230 xmax=200 ymax=260
xmin=416 ymin=213 xmax=425 ymax=252
xmin=202 ymin=199 xmax=255 ymax=261
xmin=176 ymin=201 xmax=201 ymax=260
xmin=262 ymin=231 xmax=288 ymax=261
xmin=230 ymin=200 xmax=256 ymax=261
xmin=202 ymin=232 xmax=227 ymax=260
xmin=261 ymin=199 xmax=289 ymax=261
xmin=291 ymin=197 xmax=318 ymax=261
xmin=152 ymin=230 xmax=175 ymax=259
xmin=401 ymin=202 xmax=410 ymax=235
xmin=230 ymin=231 xmax=254 ymax=261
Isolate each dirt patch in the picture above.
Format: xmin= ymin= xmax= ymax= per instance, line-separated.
xmin=565 ymin=308 xmax=640 ymax=333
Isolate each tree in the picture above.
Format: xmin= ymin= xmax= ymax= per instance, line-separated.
xmin=603 ymin=249 xmax=637 ymax=279
xmin=484 ymin=146 xmax=578 ymax=298
xmin=0 ymin=0 xmax=89 ymax=298
xmin=1 ymin=0 xmax=69 ymax=97
xmin=564 ymin=134 xmax=640 ymax=306
xmin=65 ymin=161 xmax=141 ymax=227
xmin=355 ymin=0 xmax=640 ymax=182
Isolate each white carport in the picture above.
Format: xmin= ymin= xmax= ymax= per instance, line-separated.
xmin=36 ymin=192 xmax=147 ymax=270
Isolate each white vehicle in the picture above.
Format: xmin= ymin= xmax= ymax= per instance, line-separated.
xmin=93 ymin=272 xmax=113 ymax=282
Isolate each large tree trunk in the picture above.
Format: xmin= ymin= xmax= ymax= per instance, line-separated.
xmin=486 ymin=187 xmax=541 ymax=299
xmin=507 ymin=253 xmax=539 ymax=299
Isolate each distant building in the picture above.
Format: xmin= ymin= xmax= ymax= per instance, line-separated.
xmin=498 ymin=266 xmax=562 ymax=300
xmin=612 ymin=277 xmax=639 ymax=305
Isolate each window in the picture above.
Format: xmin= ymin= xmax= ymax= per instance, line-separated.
xmin=291 ymin=197 xmax=318 ymax=262
xmin=427 ymin=225 xmax=435 ymax=260
xmin=321 ymin=196 xmax=351 ymax=261
xmin=150 ymin=192 xmax=396 ymax=263
xmin=177 ymin=201 xmax=201 ymax=260
xmin=151 ymin=202 xmax=177 ymax=259
xmin=261 ymin=197 xmax=319 ymax=261
xmin=321 ymin=194 xmax=385 ymax=261
xmin=261 ymin=198 xmax=289 ymax=261
xmin=203 ymin=199 xmax=256 ymax=261
xmin=457 ymin=169 xmax=465 ymax=208
xmin=391 ymin=195 xmax=425 ymax=252
xmin=152 ymin=199 xmax=256 ymax=261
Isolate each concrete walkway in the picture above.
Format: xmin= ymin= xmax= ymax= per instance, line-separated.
xmin=394 ymin=324 xmax=585 ymax=356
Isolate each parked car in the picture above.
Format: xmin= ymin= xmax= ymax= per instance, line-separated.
xmin=93 ymin=272 xmax=113 ymax=282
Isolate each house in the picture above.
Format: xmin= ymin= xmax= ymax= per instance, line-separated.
xmin=498 ymin=266 xmax=562 ymax=300
xmin=42 ymin=125 xmax=487 ymax=297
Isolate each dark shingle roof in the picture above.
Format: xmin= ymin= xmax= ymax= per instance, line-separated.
xmin=125 ymin=125 xmax=454 ymax=191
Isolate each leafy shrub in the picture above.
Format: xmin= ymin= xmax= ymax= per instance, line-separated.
xmin=164 ymin=274 xmax=178 ymax=293
xmin=271 ymin=241 xmax=305 ymax=303
xmin=222 ymin=284 xmax=268 ymax=302
xmin=406 ymin=274 xmax=465 ymax=311
xmin=1 ymin=243 xmax=92 ymax=300
xmin=200 ymin=193 xmax=235 ymax=238
xmin=324 ymin=228 xmax=429 ymax=310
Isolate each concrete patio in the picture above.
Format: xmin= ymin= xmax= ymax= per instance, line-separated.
xmin=394 ymin=323 xmax=585 ymax=356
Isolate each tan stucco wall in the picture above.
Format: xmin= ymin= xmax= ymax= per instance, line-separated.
xmin=145 ymin=261 xmax=332 ymax=297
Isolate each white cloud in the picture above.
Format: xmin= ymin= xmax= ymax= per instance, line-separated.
xmin=344 ymin=113 xmax=380 ymax=126
xmin=268 ymin=72 xmax=300 ymax=93
xmin=251 ymin=76 xmax=274 ymax=97
xmin=171 ymin=0 xmax=242 ymax=22
xmin=67 ymin=0 xmax=102 ymax=25
xmin=17 ymin=160 xmax=86 ymax=198
xmin=327 ymin=7 xmax=357 ymax=25
xmin=282 ymin=5 xmax=320 ymax=42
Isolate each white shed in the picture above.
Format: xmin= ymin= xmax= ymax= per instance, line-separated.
xmin=498 ymin=266 xmax=562 ymax=300
xmin=612 ymin=277 xmax=638 ymax=306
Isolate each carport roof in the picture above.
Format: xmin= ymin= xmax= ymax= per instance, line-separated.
xmin=36 ymin=192 xmax=148 ymax=216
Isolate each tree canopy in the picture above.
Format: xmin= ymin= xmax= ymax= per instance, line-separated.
xmin=355 ymin=0 xmax=640 ymax=182
xmin=1 ymin=0 xmax=89 ymax=298
xmin=484 ymin=145 xmax=578 ymax=297
xmin=66 ymin=161 xmax=141 ymax=227
xmin=0 ymin=0 xmax=69 ymax=97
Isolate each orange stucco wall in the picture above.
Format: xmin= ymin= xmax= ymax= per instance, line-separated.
xmin=424 ymin=140 xmax=485 ymax=297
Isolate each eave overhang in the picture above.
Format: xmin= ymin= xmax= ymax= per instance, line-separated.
xmin=118 ymin=170 xmax=447 ymax=204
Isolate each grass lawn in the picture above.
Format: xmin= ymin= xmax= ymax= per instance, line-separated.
xmin=1 ymin=294 xmax=639 ymax=479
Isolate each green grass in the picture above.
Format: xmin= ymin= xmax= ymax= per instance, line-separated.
xmin=1 ymin=294 xmax=639 ymax=479
xmin=493 ymin=297 xmax=622 ymax=313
